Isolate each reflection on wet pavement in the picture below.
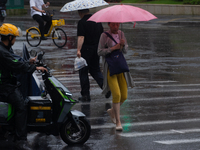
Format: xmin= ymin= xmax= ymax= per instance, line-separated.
xmin=6 ymin=16 xmax=200 ymax=149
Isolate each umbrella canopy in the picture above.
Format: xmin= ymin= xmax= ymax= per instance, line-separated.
xmin=60 ymin=0 xmax=109 ymax=12
xmin=88 ymin=4 xmax=157 ymax=23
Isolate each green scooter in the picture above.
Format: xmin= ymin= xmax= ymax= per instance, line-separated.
xmin=0 ymin=50 xmax=91 ymax=145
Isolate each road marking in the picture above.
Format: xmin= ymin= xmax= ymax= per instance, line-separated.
xmin=38 ymin=72 xmax=178 ymax=85
xmin=37 ymin=72 xmax=196 ymax=91
xmin=91 ymin=118 xmax=200 ymax=129
xmin=157 ymin=18 xmax=184 ymax=24
xmin=119 ymin=128 xmax=200 ymax=138
xmin=127 ymin=95 xmax=200 ymax=102
xmin=132 ymin=88 xmax=200 ymax=93
xmin=157 ymin=83 xmax=200 ymax=87
xmin=76 ymin=95 xmax=200 ymax=105
xmin=154 ymin=138 xmax=200 ymax=145
xmin=170 ymin=129 xmax=185 ymax=134
xmin=56 ymin=77 xmax=80 ymax=81
xmin=134 ymin=80 xmax=178 ymax=84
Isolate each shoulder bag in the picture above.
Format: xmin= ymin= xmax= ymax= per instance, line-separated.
xmin=104 ymin=32 xmax=129 ymax=76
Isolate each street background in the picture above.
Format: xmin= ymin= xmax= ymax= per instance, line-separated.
xmin=2 ymin=3 xmax=200 ymax=150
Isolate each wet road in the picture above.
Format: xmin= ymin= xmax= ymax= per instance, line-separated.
xmin=3 ymin=14 xmax=200 ymax=149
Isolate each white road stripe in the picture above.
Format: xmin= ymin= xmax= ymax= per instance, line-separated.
xmin=91 ymin=118 xmax=200 ymax=129
xmin=157 ymin=83 xmax=200 ymax=87
xmin=75 ymin=95 xmax=200 ymax=105
xmin=127 ymin=95 xmax=200 ymax=102
xmin=120 ymin=128 xmax=200 ymax=138
xmin=134 ymin=80 xmax=178 ymax=84
xmin=154 ymin=138 xmax=200 ymax=145
xmin=56 ymin=77 xmax=80 ymax=81
xmin=39 ymin=73 xmax=178 ymax=84
xmin=132 ymin=88 xmax=200 ymax=93
xmin=36 ymin=74 xmax=200 ymax=91
xmin=40 ymin=75 xmax=200 ymax=93
xmin=170 ymin=129 xmax=185 ymax=134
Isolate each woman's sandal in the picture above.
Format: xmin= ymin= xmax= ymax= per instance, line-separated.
xmin=107 ymin=109 xmax=116 ymax=124
xmin=116 ymin=126 xmax=123 ymax=131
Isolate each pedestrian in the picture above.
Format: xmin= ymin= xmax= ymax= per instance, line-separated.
xmin=77 ymin=9 xmax=110 ymax=101
xmin=0 ymin=23 xmax=47 ymax=149
xmin=0 ymin=0 xmax=7 ymax=22
xmin=29 ymin=0 xmax=52 ymax=40
xmin=98 ymin=22 xmax=134 ymax=131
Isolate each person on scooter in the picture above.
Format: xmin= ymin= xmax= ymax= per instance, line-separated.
xmin=0 ymin=23 xmax=47 ymax=150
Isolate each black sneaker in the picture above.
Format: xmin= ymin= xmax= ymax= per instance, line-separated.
xmin=41 ymin=36 xmax=47 ymax=40
xmin=15 ymin=140 xmax=31 ymax=150
xmin=105 ymin=91 xmax=111 ymax=98
xmin=78 ymin=95 xmax=91 ymax=102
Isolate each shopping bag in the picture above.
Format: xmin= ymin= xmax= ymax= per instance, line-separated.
xmin=74 ymin=57 xmax=88 ymax=71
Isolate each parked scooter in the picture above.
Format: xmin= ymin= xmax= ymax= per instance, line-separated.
xmin=0 ymin=47 xmax=91 ymax=145
xmin=0 ymin=0 xmax=7 ymax=22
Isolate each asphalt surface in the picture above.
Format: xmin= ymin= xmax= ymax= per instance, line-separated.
xmin=2 ymin=5 xmax=200 ymax=150
xmin=4 ymin=5 xmax=200 ymax=27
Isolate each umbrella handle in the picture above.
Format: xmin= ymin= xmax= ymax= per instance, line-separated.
xmin=133 ymin=22 xmax=136 ymax=28
xmin=120 ymin=24 xmax=123 ymax=51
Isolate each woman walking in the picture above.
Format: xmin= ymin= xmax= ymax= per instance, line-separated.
xmin=98 ymin=22 xmax=134 ymax=131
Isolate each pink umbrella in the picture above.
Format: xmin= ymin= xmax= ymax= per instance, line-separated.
xmin=88 ymin=4 xmax=157 ymax=23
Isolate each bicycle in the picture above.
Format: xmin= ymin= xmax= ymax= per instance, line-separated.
xmin=26 ymin=11 xmax=67 ymax=48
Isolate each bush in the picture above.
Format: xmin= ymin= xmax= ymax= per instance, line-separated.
xmin=183 ymin=0 xmax=200 ymax=4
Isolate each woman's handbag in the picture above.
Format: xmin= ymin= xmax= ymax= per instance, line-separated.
xmin=104 ymin=32 xmax=129 ymax=76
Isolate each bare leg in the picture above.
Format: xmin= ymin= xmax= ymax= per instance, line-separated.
xmin=113 ymin=102 xmax=122 ymax=131
xmin=107 ymin=107 xmax=116 ymax=124
xmin=107 ymin=102 xmax=124 ymax=124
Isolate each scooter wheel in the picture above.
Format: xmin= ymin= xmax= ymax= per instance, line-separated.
xmin=60 ymin=117 xmax=91 ymax=145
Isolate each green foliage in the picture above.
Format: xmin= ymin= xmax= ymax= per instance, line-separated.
xmin=183 ymin=0 xmax=200 ymax=4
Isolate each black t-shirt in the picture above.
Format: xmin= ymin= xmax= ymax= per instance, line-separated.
xmin=77 ymin=14 xmax=103 ymax=46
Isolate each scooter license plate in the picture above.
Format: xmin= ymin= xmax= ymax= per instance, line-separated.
xmin=1 ymin=10 xmax=6 ymax=17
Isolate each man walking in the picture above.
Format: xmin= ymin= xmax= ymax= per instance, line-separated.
xmin=77 ymin=9 xmax=110 ymax=101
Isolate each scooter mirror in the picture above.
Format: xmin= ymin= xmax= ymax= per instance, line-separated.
xmin=30 ymin=50 xmax=37 ymax=57
xmin=37 ymin=54 xmax=43 ymax=61
xmin=37 ymin=51 xmax=45 ymax=61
